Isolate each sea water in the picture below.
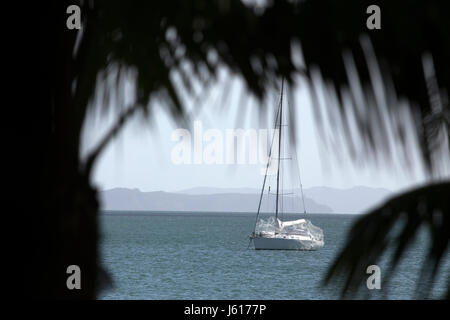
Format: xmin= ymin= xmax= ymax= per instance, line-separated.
xmin=98 ymin=212 xmax=449 ymax=299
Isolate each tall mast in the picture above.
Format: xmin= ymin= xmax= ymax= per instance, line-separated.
xmin=275 ymin=79 xmax=284 ymax=221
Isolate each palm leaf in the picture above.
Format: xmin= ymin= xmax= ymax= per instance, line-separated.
xmin=324 ymin=182 xmax=450 ymax=299
xmin=42 ymin=0 xmax=450 ymax=298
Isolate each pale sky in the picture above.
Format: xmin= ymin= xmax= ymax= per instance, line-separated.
xmin=81 ymin=69 xmax=431 ymax=194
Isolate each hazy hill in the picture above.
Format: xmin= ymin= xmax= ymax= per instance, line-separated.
xmin=99 ymin=188 xmax=332 ymax=213
xmin=100 ymin=186 xmax=391 ymax=214
xmin=178 ymin=186 xmax=392 ymax=214
xmin=304 ymin=186 xmax=391 ymax=214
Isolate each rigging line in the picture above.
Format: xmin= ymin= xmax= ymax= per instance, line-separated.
xmin=281 ymin=130 xmax=285 ymax=221
xmin=297 ymin=132 xmax=307 ymax=215
xmin=251 ymin=82 xmax=284 ymax=236
xmin=287 ymin=87 xmax=308 ymax=215
xmin=275 ymin=78 xmax=284 ymax=221
xmin=281 ymin=82 xmax=289 ymax=222
xmin=299 ymin=172 xmax=307 ymax=215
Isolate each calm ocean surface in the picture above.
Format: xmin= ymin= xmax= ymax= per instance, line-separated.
xmin=98 ymin=212 xmax=449 ymax=300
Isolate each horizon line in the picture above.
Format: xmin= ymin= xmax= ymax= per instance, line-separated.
xmin=100 ymin=185 xmax=393 ymax=193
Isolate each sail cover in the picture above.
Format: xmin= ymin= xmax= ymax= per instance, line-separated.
xmin=255 ymin=217 xmax=324 ymax=243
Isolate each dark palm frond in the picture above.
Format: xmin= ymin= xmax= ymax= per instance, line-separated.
xmin=77 ymin=0 xmax=450 ymax=177
xmin=324 ymin=182 xmax=450 ymax=299
xmin=51 ymin=0 xmax=450 ymax=179
xmin=293 ymin=0 xmax=450 ymax=177
xmin=45 ymin=0 xmax=309 ymax=298
xmin=73 ymin=0 xmax=307 ymax=172
xmin=42 ymin=0 xmax=450 ymax=299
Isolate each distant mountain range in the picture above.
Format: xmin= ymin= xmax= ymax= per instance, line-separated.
xmin=99 ymin=186 xmax=391 ymax=214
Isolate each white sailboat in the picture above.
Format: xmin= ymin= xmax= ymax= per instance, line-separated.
xmin=250 ymin=79 xmax=324 ymax=250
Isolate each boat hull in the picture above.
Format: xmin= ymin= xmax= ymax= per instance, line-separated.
xmin=252 ymin=235 xmax=323 ymax=251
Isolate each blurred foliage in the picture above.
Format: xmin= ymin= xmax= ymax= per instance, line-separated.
xmin=40 ymin=0 xmax=449 ymax=298
xmin=324 ymin=182 xmax=450 ymax=299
